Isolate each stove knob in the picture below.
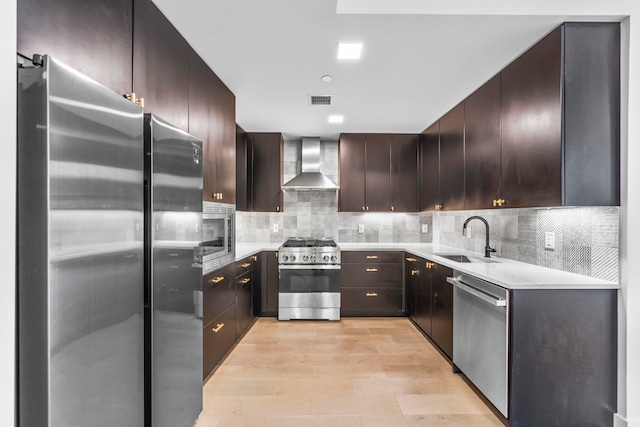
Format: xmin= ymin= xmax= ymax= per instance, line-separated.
xmin=331 ymin=255 xmax=337 ymax=262
xmin=282 ymin=255 xmax=289 ymax=262
xmin=323 ymin=255 xmax=330 ymax=262
xmin=303 ymin=255 xmax=310 ymax=262
xmin=311 ymin=255 xmax=317 ymax=262
xmin=290 ymin=255 xmax=296 ymax=262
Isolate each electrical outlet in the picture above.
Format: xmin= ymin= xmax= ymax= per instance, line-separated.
xmin=421 ymin=223 xmax=429 ymax=234
xmin=544 ymin=232 xmax=555 ymax=250
xmin=465 ymin=226 xmax=472 ymax=238
xmin=358 ymin=224 xmax=365 ymax=234
xmin=272 ymin=223 xmax=279 ymax=233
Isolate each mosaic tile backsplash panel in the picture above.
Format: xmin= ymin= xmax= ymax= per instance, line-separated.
xmin=236 ymin=139 xmax=619 ymax=282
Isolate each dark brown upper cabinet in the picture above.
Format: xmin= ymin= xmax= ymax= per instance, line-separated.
xmin=439 ymin=103 xmax=465 ymax=211
xmin=501 ymin=23 xmax=620 ymax=208
xmin=236 ymin=126 xmax=250 ymax=211
xmin=364 ymin=134 xmax=391 ymax=212
xmin=464 ymin=75 xmax=502 ymax=210
xmin=249 ymin=133 xmax=283 ymax=212
xmin=340 ymin=133 xmax=419 ymax=212
xmin=390 ymin=135 xmax=419 ymax=212
xmin=18 ymin=0 xmax=133 ymax=95
xmin=133 ymin=0 xmax=190 ymax=133
xmin=420 ymin=122 xmax=440 ymax=211
xmin=338 ymin=134 xmax=367 ymax=212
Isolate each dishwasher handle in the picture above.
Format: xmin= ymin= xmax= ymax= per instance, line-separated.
xmin=447 ymin=277 xmax=507 ymax=307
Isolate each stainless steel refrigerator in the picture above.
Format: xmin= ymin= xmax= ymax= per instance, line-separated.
xmin=18 ymin=55 xmax=145 ymax=426
xmin=18 ymin=55 xmax=204 ymax=427
xmin=143 ymin=114 xmax=203 ymax=427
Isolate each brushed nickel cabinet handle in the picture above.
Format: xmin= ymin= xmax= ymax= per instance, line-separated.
xmin=212 ymin=323 xmax=224 ymax=333
xmin=365 ymin=292 xmax=378 ymax=297
xmin=366 ymin=255 xmax=378 ymax=259
xmin=366 ymin=268 xmax=378 ymax=272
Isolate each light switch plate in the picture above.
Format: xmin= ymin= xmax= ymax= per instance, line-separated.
xmin=421 ymin=224 xmax=429 ymax=234
xmin=358 ymin=224 xmax=364 ymax=234
xmin=272 ymin=223 xmax=279 ymax=233
xmin=544 ymin=232 xmax=555 ymax=250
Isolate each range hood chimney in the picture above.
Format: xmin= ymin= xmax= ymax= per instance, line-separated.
xmin=282 ymin=137 xmax=339 ymax=191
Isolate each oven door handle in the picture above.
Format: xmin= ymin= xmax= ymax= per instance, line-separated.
xmin=278 ymin=264 xmax=341 ymax=270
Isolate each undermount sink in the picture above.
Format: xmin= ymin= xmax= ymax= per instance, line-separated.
xmin=434 ymin=253 xmax=500 ymax=264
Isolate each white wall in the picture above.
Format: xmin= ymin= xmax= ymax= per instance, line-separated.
xmin=2 ymin=0 xmax=17 ymax=426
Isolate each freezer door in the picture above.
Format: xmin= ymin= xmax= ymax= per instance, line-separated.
xmin=18 ymin=55 xmax=144 ymax=427
xmin=147 ymin=114 xmax=203 ymax=427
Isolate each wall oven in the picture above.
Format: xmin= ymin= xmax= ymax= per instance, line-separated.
xmin=195 ymin=201 xmax=235 ymax=274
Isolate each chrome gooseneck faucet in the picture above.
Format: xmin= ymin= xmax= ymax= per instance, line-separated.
xmin=462 ymin=216 xmax=496 ymax=258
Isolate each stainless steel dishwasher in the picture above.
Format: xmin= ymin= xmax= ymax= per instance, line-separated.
xmin=448 ymin=271 xmax=509 ymax=417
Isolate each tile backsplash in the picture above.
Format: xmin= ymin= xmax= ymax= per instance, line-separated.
xmin=236 ymin=139 xmax=619 ymax=282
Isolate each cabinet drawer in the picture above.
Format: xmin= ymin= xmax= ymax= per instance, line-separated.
xmin=342 ymin=251 xmax=402 ymax=264
xmin=235 ymin=255 xmax=255 ymax=278
xmin=203 ymin=303 xmax=236 ymax=379
xmin=341 ymin=263 xmax=402 ymax=288
xmin=203 ymin=263 xmax=235 ymax=325
xmin=341 ymin=287 xmax=403 ymax=316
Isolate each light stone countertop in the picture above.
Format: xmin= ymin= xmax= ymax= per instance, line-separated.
xmin=236 ymin=241 xmax=619 ymax=290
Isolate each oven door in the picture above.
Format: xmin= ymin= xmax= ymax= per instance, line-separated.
xmin=278 ymin=265 xmax=341 ymax=293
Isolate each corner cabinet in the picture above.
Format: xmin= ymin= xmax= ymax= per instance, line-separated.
xmin=241 ymin=133 xmax=283 ymax=213
xmin=339 ymin=134 xmax=418 ymax=212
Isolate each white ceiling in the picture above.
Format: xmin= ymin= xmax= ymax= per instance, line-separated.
xmin=151 ymin=0 xmax=621 ymax=139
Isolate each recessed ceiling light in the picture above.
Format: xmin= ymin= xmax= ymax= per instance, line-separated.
xmin=328 ymin=115 xmax=344 ymax=124
xmin=321 ymin=75 xmax=333 ymax=82
xmin=337 ymin=42 xmax=363 ymax=60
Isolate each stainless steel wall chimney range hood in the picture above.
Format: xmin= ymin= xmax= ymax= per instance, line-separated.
xmin=282 ymin=137 xmax=339 ymax=191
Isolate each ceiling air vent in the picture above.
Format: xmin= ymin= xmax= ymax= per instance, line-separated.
xmin=309 ymin=95 xmax=332 ymax=105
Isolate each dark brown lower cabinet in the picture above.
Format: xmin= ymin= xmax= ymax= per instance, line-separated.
xmin=430 ymin=263 xmax=453 ymax=359
xmin=341 ymin=251 xmax=403 ymax=316
xmin=235 ymin=267 xmax=254 ymax=339
xmin=258 ymin=251 xmax=279 ymax=316
xmin=203 ymin=303 xmax=236 ymax=379
xmin=202 ymin=263 xmax=235 ymax=326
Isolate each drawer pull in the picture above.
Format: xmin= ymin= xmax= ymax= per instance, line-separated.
xmin=366 ymin=268 xmax=378 ymax=272
xmin=406 ymin=257 xmax=416 ymax=262
xmin=365 ymin=292 xmax=378 ymax=297
xmin=212 ymin=323 xmax=224 ymax=333
xmin=251 ymin=256 xmax=257 ymax=262
xmin=210 ymin=276 xmax=225 ymax=284
xmin=411 ymin=269 xmax=419 ymax=276
xmin=366 ymin=255 xmax=378 ymax=259
xmin=241 ymin=263 xmax=251 ymax=268
xmin=241 ymin=278 xmax=251 ymax=285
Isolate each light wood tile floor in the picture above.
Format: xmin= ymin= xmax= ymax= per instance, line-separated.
xmin=196 ymin=317 xmax=504 ymax=427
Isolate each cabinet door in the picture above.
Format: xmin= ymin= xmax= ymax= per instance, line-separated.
xmin=404 ymin=255 xmax=421 ymax=320
xmin=464 ymin=75 xmax=502 ymax=210
xmin=202 ymin=263 xmax=235 ymax=326
xmin=212 ymin=77 xmax=236 ymax=204
xmin=439 ymin=103 xmax=465 ymax=211
xmin=365 ymin=134 xmax=391 ymax=211
xmin=188 ymin=51 xmax=216 ymax=202
xmin=265 ymin=251 xmax=279 ymax=315
xmin=236 ymin=126 xmax=250 ymax=211
xmin=501 ymin=27 xmax=562 ymax=208
xmin=339 ymin=134 xmax=366 ymax=212
xmin=203 ymin=303 xmax=236 ymax=379
xmin=18 ymin=0 xmax=133 ymax=95
xmin=235 ymin=271 xmax=253 ymax=338
xmin=251 ymin=134 xmax=282 ymax=212
xmin=133 ymin=0 xmax=189 ymax=132
xmin=430 ymin=263 xmax=453 ymax=359
xmin=415 ymin=262 xmax=432 ymax=337
xmin=420 ymin=122 xmax=440 ymax=211
xmin=390 ymin=135 xmax=419 ymax=212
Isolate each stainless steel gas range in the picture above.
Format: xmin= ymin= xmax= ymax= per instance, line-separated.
xmin=278 ymin=238 xmax=341 ymax=321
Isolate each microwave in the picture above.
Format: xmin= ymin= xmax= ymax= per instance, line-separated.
xmin=195 ymin=201 xmax=235 ymax=274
